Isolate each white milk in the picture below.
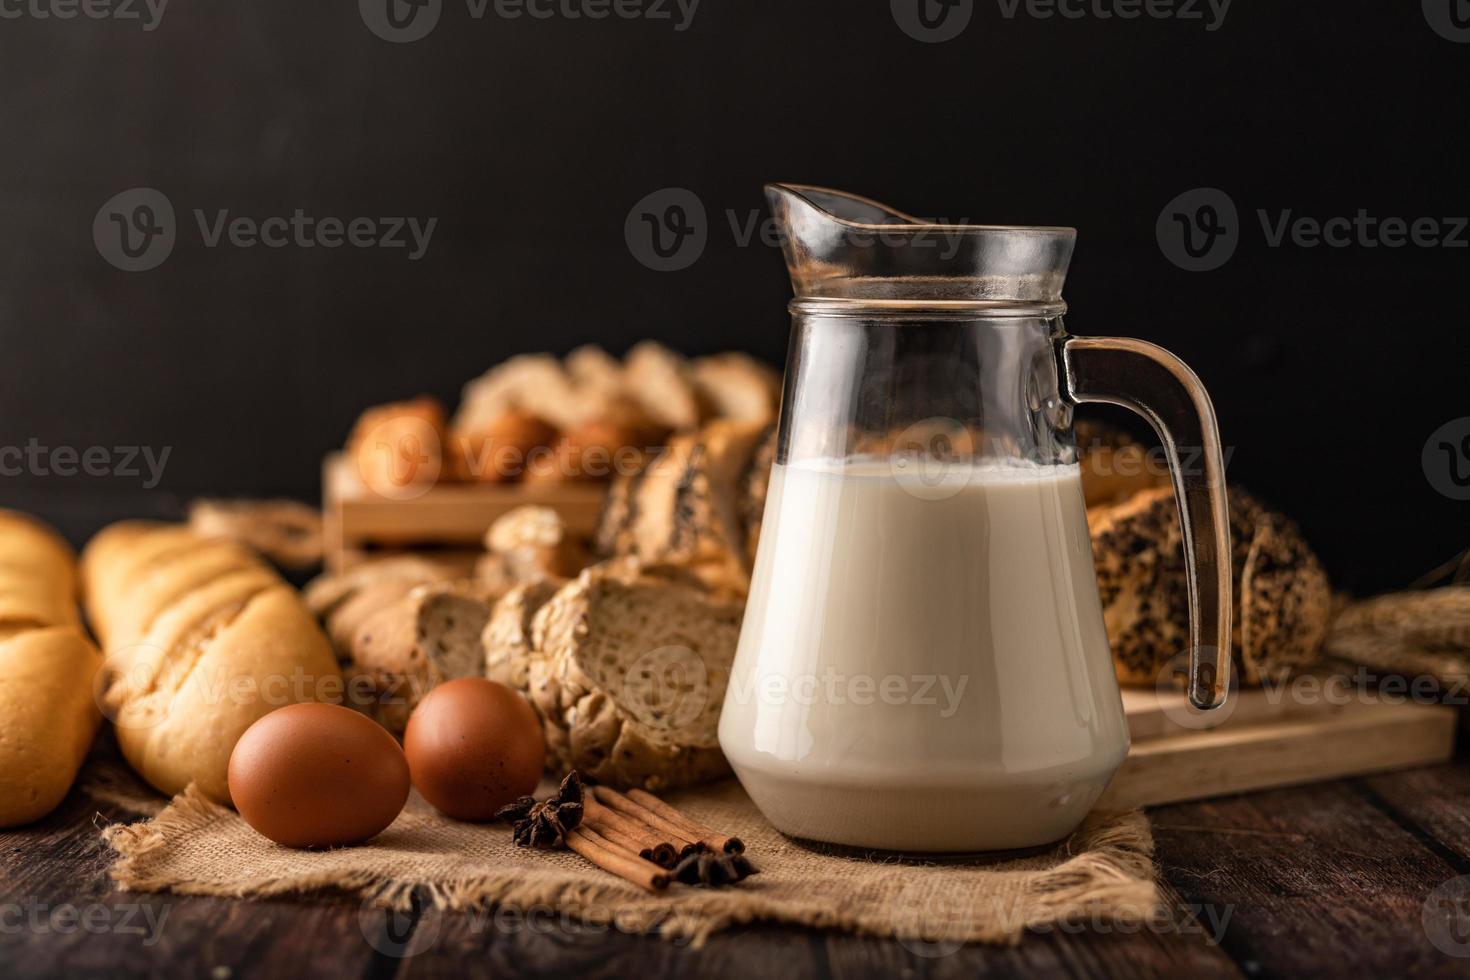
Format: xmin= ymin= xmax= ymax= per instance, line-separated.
xmin=718 ymin=457 xmax=1128 ymax=852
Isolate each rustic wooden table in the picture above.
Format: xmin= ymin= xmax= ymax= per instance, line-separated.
xmin=5 ymin=755 xmax=1470 ymax=979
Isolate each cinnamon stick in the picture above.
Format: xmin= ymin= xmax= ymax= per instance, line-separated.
xmin=566 ymin=825 xmax=669 ymax=892
xmin=591 ymin=786 xmax=709 ymax=851
xmin=582 ymin=796 xmax=683 ymax=867
xmin=585 ymin=812 xmax=679 ymax=869
xmin=624 ymin=787 xmax=744 ymax=854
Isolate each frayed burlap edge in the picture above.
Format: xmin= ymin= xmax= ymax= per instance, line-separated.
xmin=103 ymin=787 xmax=1157 ymax=947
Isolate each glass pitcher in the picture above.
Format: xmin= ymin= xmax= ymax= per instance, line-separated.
xmin=717 ymin=184 xmax=1231 ymax=853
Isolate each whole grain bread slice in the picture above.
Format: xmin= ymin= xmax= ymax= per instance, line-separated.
xmin=348 ymin=581 xmax=496 ymax=733
xmin=525 ymin=561 xmax=743 ymax=790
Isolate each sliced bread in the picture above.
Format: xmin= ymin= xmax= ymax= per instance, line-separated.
xmin=522 ymin=562 xmax=744 ymax=790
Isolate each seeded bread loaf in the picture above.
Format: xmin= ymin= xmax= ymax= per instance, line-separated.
xmin=517 ymin=561 xmax=744 ymax=790
xmin=82 ymin=521 xmax=341 ymax=804
xmin=593 ymin=420 xmax=768 ymax=592
xmin=1089 ymin=484 xmax=1331 ymax=687
xmin=739 ymin=424 xmax=777 ymax=563
xmin=0 ymin=512 xmax=103 ymax=827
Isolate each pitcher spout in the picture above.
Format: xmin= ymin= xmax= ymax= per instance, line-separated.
xmin=764 ymin=183 xmax=1076 ymax=311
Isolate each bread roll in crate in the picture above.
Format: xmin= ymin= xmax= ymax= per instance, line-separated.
xmin=324 ymin=342 xmax=781 ymax=570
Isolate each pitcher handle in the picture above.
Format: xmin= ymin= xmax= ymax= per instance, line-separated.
xmin=1060 ymin=336 xmax=1232 ymax=710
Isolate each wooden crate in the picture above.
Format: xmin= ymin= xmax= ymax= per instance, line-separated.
xmin=321 ymin=453 xmax=607 ymax=572
xmin=1101 ymin=687 xmax=1457 ymax=808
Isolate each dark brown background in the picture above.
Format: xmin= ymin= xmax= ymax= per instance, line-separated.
xmin=0 ymin=0 xmax=1465 ymax=593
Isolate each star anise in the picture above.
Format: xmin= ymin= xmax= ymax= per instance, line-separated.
xmin=495 ymin=771 xmax=585 ymax=849
xmin=670 ymin=845 xmax=759 ymax=886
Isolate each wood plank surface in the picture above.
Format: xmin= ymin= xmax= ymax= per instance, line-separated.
xmin=6 ymin=759 xmax=1470 ymax=978
xmin=1151 ymin=775 xmax=1470 ymax=978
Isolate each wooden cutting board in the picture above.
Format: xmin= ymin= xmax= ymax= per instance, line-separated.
xmin=1100 ymin=685 xmax=1457 ymax=808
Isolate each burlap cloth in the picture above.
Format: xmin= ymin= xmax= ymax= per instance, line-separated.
xmin=94 ymin=764 xmax=1157 ymax=947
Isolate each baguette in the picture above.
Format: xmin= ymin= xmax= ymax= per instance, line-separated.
xmin=82 ymin=521 xmax=341 ymax=804
xmin=0 ymin=512 xmax=102 ymax=827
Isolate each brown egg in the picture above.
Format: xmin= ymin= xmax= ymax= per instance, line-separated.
xmin=404 ymin=678 xmax=545 ymax=821
xmin=227 ymin=703 xmax=410 ymax=849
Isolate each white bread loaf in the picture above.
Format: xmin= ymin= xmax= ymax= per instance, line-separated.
xmin=82 ymin=521 xmax=341 ymax=804
xmin=0 ymin=511 xmax=103 ymax=827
